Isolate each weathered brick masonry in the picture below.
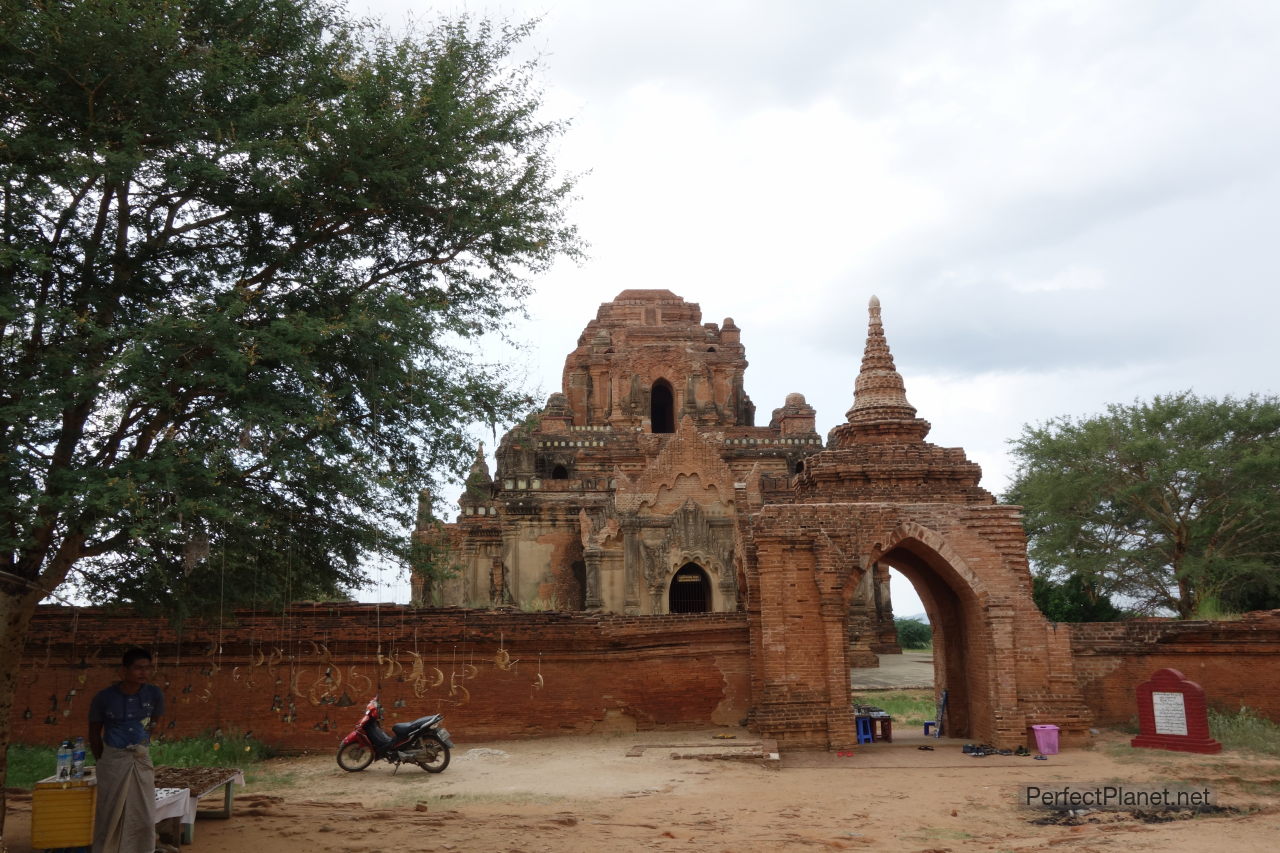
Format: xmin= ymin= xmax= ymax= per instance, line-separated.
xmin=19 ymin=291 xmax=1271 ymax=755
xmin=1069 ymin=610 xmax=1280 ymax=726
xmin=12 ymin=607 xmax=1280 ymax=751
xmin=742 ymin=297 xmax=1091 ymax=750
xmin=418 ymin=289 xmax=900 ymax=663
xmin=9 ymin=605 xmax=750 ymax=751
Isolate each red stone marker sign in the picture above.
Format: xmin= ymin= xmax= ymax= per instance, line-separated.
xmin=1130 ymin=668 xmax=1221 ymax=754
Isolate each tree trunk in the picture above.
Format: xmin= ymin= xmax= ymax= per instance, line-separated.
xmin=1172 ymin=534 xmax=1194 ymax=619
xmin=0 ymin=584 xmax=45 ymax=842
xmin=1176 ymin=573 xmax=1195 ymax=618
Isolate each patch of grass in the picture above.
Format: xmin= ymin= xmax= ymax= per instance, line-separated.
xmin=5 ymin=743 xmax=60 ymax=789
xmin=1209 ymin=707 xmax=1280 ymax=756
xmin=852 ymin=688 xmax=936 ymax=725
xmin=152 ymin=731 xmax=275 ymax=767
xmin=5 ymin=731 xmax=273 ymax=790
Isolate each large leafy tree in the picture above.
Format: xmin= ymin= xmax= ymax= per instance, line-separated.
xmin=1031 ymin=574 xmax=1128 ymax=623
xmin=0 ymin=0 xmax=579 ymax=826
xmin=1006 ymin=393 xmax=1280 ymax=619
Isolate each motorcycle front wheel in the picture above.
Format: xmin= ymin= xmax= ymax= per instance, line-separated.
xmin=414 ymin=733 xmax=450 ymax=773
xmin=337 ymin=741 xmax=375 ymax=772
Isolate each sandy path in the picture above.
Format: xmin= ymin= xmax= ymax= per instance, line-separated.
xmin=6 ymin=728 xmax=1279 ymax=852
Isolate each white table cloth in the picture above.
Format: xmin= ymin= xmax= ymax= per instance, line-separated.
xmin=154 ymin=786 xmax=197 ymax=826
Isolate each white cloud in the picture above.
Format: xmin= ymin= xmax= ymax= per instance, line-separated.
xmin=346 ymin=0 xmax=1280 ymax=602
xmin=1012 ymin=265 xmax=1107 ymax=294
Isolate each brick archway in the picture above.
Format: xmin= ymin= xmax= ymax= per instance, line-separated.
xmin=742 ymin=297 xmax=1091 ymax=752
xmin=862 ymin=522 xmax=992 ymax=739
xmin=871 ymin=534 xmax=986 ymax=740
xmin=745 ymin=505 xmax=1090 ymax=752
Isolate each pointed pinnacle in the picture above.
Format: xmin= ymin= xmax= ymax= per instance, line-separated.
xmin=846 ymin=296 xmax=917 ymax=423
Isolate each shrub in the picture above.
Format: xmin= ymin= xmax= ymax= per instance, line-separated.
xmin=1209 ymin=706 xmax=1280 ymax=756
xmin=896 ymin=617 xmax=932 ymax=649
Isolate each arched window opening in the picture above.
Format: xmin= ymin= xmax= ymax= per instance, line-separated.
xmin=551 ymin=464 xmax=569 ymax=479
xmin=669 ymin=563 xmax=711 ymax=613
xmin=651 ymin=380 xmax=675 ymax=433
xmin=707 ymin=346 xmax=717 ymax=353
xmin=795 ymin=460 xmax=805 ymax=474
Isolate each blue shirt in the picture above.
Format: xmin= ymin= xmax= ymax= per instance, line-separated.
xmin=89 ymin=683 xmax=164 ymax=749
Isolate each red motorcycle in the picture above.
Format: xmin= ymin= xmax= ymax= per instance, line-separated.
xmin=336 ymin=696 xmax=453 ymax=773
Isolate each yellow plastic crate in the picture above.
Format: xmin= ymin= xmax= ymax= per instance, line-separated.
xmin=32 ymin=777 xmax=95 ymax=850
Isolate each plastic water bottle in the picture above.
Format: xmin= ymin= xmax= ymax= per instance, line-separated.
xmin=71 ymin=736 xmax=86 ymax=779
xmin=55 ymin=739 xmax=72 ymax=781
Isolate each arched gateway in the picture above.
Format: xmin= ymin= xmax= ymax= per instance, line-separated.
xmin=741 ymin=297 xmax=1091 ymax=750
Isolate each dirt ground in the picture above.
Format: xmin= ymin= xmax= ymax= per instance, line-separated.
xmin=5 ymin=727 xmax=1279 ymax=852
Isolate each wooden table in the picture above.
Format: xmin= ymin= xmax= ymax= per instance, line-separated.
xmin=153 ymin=767 xmax=245 ymax=844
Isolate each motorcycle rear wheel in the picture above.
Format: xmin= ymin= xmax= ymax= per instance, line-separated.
xmin=414 ymin=734 xmax=450 ymax=773
xmin=337 ymin=741 xmax=375 ymax=772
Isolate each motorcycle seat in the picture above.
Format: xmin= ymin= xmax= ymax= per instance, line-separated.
xmin=392 ymin=714 xmax=441 ymax=738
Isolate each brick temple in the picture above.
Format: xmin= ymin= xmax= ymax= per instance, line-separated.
xmin=413 ymin=289 xmax=1092 ymax=748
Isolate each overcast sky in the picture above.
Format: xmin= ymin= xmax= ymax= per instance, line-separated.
xmin=352 ymin=1 xmax=1280 ymax=614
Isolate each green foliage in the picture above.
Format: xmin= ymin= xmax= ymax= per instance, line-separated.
xmin=852 ymin=689 xmax=936 ymax=725
xmin=1006 ymin=393 xmax=1280 ymax=618
xmin=3 ymin=743 xmax=61 ymax=790
xmin=0 ymin=0 xmax=582 ymax=616
xmin=151 ymin=731 xmax=274 ymax=767
xmin=1208 ymin=706 xmax=1280 ymax=756
xmin=1032 ymin=573 xmax=1128 ymax=622
xmin=4 ymin=732 xmax=271 ymax=789
xmin=895 ymin=617 xmax=933 ymax=649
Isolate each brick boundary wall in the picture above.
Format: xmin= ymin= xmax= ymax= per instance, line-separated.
xmin=1069 ymin=610 xmax=1280 ymax=726
xmin=9 ymin=605 xmax=751 ymax=752
xmin=16 ymin=604 xmax=1279 ymax=752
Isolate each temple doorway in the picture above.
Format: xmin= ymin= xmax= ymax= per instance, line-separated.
xmin=669 ymin=563 xmax=710 ymax=613
xmin=870 ymin=540 xmax=982 ymax=740
xmin=651 ymin=380 xmax=675 ymax=433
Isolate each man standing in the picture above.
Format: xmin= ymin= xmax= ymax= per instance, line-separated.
xmin=88 ymin=647 xmax=165 ymax=853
